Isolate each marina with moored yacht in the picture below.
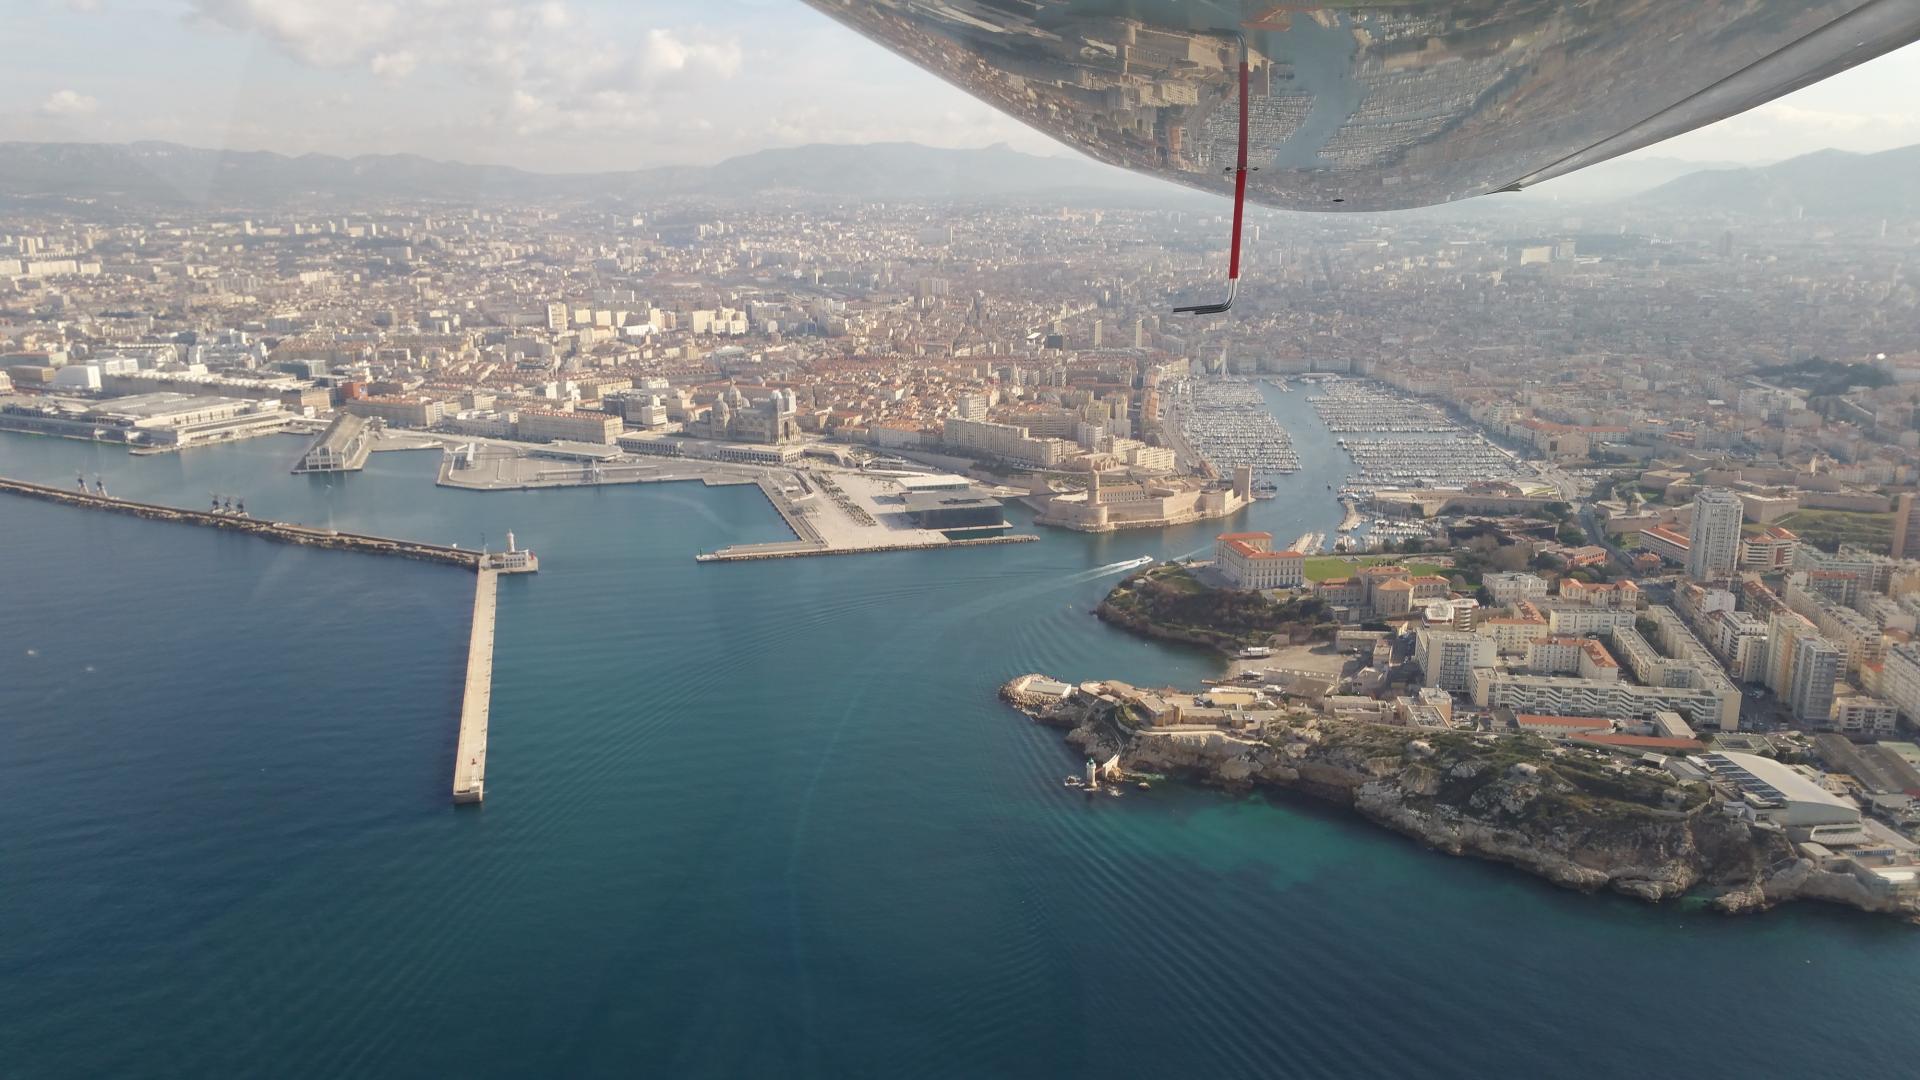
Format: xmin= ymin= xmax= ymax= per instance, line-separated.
xmin=1171 ymin=377 xmax=1300 ymax=477
xmin=1336 ymin=433 xmax=1534 ymax=490
xmin=1308 ymin=379 xmax=1456 ymax=432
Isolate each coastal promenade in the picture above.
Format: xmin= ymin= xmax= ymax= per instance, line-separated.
xmin=453 ymin=570 xmax=497 ymax=804
xmin=0 ymin=477 xmax=483 ymax=568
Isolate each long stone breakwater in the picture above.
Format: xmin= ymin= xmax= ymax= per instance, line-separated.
xmin=3 ymin=475 xmax=515 ymax=807
xmin=0 ymin=477 xmax=483 ymax=569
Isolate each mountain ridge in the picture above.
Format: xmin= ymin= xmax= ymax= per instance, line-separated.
xmin=0 ymin=138 xmax=1157 ymax=205
xmin=1629 ymin=144 xmax=1920 ymax=217
xmin=8 ymin=137 xmax=1914 ymax=214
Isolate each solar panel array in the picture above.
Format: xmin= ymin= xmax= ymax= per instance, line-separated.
xmin=1701 ymin=753 xmax=1787 ymax=805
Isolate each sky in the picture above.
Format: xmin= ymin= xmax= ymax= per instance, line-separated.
xmin=5 ymin=0 xmax=1920 ymax=172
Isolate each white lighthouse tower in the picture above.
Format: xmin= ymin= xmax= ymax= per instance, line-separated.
xmin=484 ymin=529 xmax=539 ymax=573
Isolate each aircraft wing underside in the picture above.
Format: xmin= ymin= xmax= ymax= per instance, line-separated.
xmin=802 ymin=0 xmax=1920 ymax=211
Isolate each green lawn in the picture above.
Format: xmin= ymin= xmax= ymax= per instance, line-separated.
xmin=1144 ymin=565 xmax=1207 ymax=593
xmin=1303 ymin=555 xmax=1448 ymax=582
xmin=1753 ymin=509 xmax=1894 ymax=554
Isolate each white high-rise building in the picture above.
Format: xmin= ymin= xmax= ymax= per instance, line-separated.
xmin=1687 ymin=488 xmax=1744 ymax=582
xmin=1788 ymin=635 xmax=1842 ymax=724
xmin=1417 ymin=628 xmax=1495 ymax=693
xmin=1881 ymin=642 xmax=1920 ymax=726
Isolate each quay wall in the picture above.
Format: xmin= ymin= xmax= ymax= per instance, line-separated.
xmin=1030 ymin=498 xmax=1250 ymax=533
xmin=697 ymin=534 xmax=1036 ymax=563
xmin=755 ymin=475 xmax=822 ymax=545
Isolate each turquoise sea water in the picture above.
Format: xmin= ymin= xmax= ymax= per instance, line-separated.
xmin=2 ymin=387 xmax=1916 ymax=1078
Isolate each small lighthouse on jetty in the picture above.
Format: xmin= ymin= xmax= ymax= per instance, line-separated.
xmin=482 ymin=530 xmax=540 ymax=573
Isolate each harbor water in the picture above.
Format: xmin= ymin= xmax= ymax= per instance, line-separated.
xmin=2 ymin=385 xmax=1917 ymax=1078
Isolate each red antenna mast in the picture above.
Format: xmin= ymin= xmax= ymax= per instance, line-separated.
xmin=1176 ymin=40 xmax=1251 ymax=316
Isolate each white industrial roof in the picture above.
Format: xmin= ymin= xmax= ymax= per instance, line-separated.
xmin=898 ymin=473 xmax=973 ymax=491
xmin=1707 ymin=751 xmax=1854 ymax=812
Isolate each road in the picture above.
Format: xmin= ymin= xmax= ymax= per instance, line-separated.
xmin=1159 ymin=401 xmax=1209 ymax=476
xmin=1578 ymin=503 xmax=1640 ymax=574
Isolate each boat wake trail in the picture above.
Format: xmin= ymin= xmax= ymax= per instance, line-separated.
xmin=1070 ymin=555 xmax=1156 ymax=582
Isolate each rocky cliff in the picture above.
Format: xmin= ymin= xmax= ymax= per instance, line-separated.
xmin=1003 ymin=677 xmax=1920 ymax=921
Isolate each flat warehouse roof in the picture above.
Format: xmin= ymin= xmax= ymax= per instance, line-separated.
xmin=897 ymin=473 xmax=973 ymax=491
xmin=900 ymin=491 xmax=1001 ymax=512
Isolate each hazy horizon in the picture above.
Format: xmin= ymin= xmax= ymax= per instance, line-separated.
xmin=0 ymin=131 xmax=1889 ymax=176
xmin=6 ymin=2 xmax=1919 ymax=173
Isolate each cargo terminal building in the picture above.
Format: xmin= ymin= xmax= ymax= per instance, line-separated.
xmin=0 ymin=392 xmax=287 ymax=448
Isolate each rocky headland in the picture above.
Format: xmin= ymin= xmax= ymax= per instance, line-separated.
xmin=1003 ymin=675 xmax=1920 ymax=921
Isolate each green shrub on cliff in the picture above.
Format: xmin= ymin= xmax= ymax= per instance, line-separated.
xmin=1342 ymin=728 xmax=1705 ymax=824
xmin=1101 ymin=566 xmax=1327 ymax=651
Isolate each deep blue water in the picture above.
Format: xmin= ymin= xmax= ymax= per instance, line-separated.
xmin=2 ymin=387 xmax=1916 ymax=1078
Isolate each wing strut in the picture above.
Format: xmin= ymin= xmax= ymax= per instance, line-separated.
xmin=1175 ymin=42 xmax=1250 ymax=316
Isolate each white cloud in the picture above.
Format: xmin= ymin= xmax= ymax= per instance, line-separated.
xmin=188 ymin=0 xmax=400 ymax=67
xmin=495 ymin=27 xmax=742 ymax=137
xmin=38 ymin=89 xmax=98 ymax=116
xmin=641 ymin=27 xmax=742 ymax=80
xmin=369 ymin=50 xmax=417 ymax=80
xmin=1753 ymin=102 xmax=1917 ymax=136
xmin=182 ymin=1 xmax=742 ymax=139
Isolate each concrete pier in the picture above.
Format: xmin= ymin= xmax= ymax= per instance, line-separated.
xmin=1338 ymin=500 xmax=1364 ymax=532
xmin=452 ymin=569 xmax=498 ymax=804
xmin=291 ymin=412 xmax=374 ymax=473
